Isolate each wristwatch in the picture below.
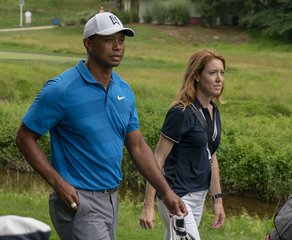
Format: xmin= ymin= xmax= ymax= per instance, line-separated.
xmin=212 ymin=193 xmax=223 ymax=200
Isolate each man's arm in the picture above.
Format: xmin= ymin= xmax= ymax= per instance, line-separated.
xmin=124 ymin=129 xmax=187 ymax=216
xmin=140 ymin=134 xmax=175 ymax=229
xmin=210 ymin=153 xmax=225 ymax=228
xmin=15 ymin=123 xmax=78 ymax=209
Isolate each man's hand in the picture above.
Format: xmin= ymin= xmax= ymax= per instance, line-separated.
xmin=161 ymin=190 xmax=188 ymax=216
xmin=53 ymin=178 xmax=79 ymax=211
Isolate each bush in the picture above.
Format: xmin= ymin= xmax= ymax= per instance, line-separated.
xmin=121 ymin=105 xmax=164 ymax=191
xmin=167 ymin=0 xmax=191 ymax=25
xmin=218 ymin=115 xmax=292 ymax=201
xmin=1 ymin=100 xmax=291 ymax=201
xmin=142 ymin=10 xmax=153 ymax=23
xmin=77 ymin=10 xmax=97 ymax=24
xmin=112 ymin=10 xmax=139 ymax=24
xmin=122 ymin=105 xmax=292 ymax=201
xmin=148 ymin=1 xmax=168 ymax=24
xmin=0 ymin=102 xmax=50 ymax=172
xmin=145 ymin=0 xmax=191 ymax=25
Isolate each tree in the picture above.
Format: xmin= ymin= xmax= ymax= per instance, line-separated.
xmin=193 ymin=0 xmax=292 ymax=40
xmin=242 ymin=0 xmax=292 ymax=40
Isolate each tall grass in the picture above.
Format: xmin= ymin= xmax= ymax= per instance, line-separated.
xmin=0 ymin=24 xmax=292 ymax=199
xmin=0 ymin=18 xmax=291 ymax=239
xmin=0 ymin=170 xmax=273 ymax=240
xmin=0 ymin=0 xmax=107 ymax=28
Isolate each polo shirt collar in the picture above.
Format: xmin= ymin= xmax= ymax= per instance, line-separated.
xmin=193 ymin=97 xmax=217 ymax=110
xmin=76 ymin=60 xmax=117 ymax=84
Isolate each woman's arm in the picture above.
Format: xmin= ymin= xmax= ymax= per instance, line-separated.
xmin=125 ymin=130 xmax=186 ymax=224
xmin=210 ymin=153 xmax=225 ymax=228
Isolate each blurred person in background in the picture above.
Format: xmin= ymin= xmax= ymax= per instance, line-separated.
xmin=24 ymin=10 xmax=32 ymax=26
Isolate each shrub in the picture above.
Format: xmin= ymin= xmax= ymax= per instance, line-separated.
xmin=142 ymin=10 xmax=153 ymax=23
xmin=0 ymin=102 xmax=50 ymax=172
xmin=77 ymin=10 xmax=96 ymax=24
xmin=1 ymin=101 xmax=291 ymax=201
xmin=111 ymin=10 xmax=139 ymax=24
xmin=148 ymin=1 xmax=168 ymax=25
xmin=144 ymin=0 xmax=191 ymax=25
xmin=121 ymin=106 xmax=164 ymax=190
xmin=167 ymin=0 xmax=191 ymax=25
xmin=218 ymin=115 xmax=292 ymax=201
xmin=63 ymin=18 xmax=78 ymax=26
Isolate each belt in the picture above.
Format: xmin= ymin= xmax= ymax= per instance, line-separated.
xmin=98 ymin=187 xmax=118 ymax=194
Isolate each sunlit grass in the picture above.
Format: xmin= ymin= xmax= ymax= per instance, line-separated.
xmin=0 ymin=187 xmax=273 ymax=240
xmin=0 ymin=170 xmax=275 ymax=240
xmin=0 ymin=17 xmax=290 ymax=239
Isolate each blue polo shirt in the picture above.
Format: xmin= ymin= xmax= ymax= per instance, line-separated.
xmin=161 ymin=100 xmax=221 ymax=197
xmin=22 ymin=60 xmax=139 ymax=190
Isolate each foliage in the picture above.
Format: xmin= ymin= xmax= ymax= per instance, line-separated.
xmin=147 ymin=1 xmax=168 ymax=25
xmin=167 ymin=0 xmax=191 ymax=25
xmin=145 ymin=0 xmax=191 ymax=25
xmin=0 ymin=102 xmax=51 ymax=172
xmin=0 ymin=20 xmax=292 ymax=201
xmin=193 ymin=0 xmax=292 ymax=41
xmin=218 ymin=115 xmax=292 ymax=201
xmin=241 ymin=1 xmax=292 ymax=41
xmin=0 ymin=185 xmax=274 ymax=240
xmin=0 ymin=0 xmax=105 ymax=27
xmin=193 ymin=0 xmax=223 ymax=26
xmin=122 ymin=104 xmax=164 ymax=190
xmin=0 ymin=103 xmax=24 ymax=169
xmin=112 ymin=9 xmax=140 ymax=24
xmin=0 ymin=0 xmax=138 ymax=28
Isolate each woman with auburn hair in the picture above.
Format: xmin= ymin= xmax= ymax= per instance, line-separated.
xmin=140 ymin=49 xmax=226 ymax=240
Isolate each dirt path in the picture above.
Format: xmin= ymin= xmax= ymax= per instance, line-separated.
xmin=0 ymin=50 xmax=79 ymax=62
xmin=0 ymin=25 xmax=57 ymax=32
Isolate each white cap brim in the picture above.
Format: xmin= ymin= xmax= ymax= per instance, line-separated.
xmin=85 ymin=27 xmax=135 ymax=37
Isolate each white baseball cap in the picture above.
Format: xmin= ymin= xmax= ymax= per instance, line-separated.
xmin=83 ymin=12 xmax=135 ymax=38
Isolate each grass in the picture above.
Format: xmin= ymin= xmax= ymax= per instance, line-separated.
xmin=0 ymin=4 xmax=291 ymax=238
xmin=0 ymin=170 xmax=273 ymax=240
xmin=0 ymin=191 xmax=273 ymax=239
xmin=2 ymin=23 xmax=290 ymax=114
xmin=0 ymin=0 xmax=108 ymax=28
xmin=2 ymin=23 xmax=289 ymax=116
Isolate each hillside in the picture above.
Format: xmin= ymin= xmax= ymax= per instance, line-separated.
xmin=0 ymin=0 xmax=291 ymax=202
xmin=0 ymin=0 xmax=112 ymax=28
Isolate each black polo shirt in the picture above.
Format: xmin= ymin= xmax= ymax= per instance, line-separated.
xmin=161 ymin=100 xmax=221 ymax=197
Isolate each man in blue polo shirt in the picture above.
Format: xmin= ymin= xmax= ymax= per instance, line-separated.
xmin=15 ymin=12 xmax=187 ymax=240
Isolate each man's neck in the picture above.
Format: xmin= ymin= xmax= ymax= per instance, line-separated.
xmin=85 ymin=60 xmax=112 ymax=90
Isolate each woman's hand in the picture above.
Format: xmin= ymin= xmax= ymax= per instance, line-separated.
xmin=140 ymin=205 xmax=156 ymax=229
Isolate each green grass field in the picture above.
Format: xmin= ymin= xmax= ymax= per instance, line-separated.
xmin=0 ymin=171 xmax=273 ymax=240
xmin=0 ymin=3 xmax=291 ymax=239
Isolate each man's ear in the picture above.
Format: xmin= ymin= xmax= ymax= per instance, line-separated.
xmin=83 ymin=38 xmax=92 ymax=52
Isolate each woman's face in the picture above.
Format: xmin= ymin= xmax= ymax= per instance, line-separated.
xmin=197 ymin=58 xmax=224 ymax=98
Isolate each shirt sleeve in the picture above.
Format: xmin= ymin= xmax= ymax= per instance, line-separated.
xmin=126 ymin=90 xmax=139 ymax=132
xmin=126 ymin=103 xmax=139 ymax=132
xmin=22 ymin=78 xmax=64 ymax=136
xmin=161 ymin=106 xmax=188 ymax=143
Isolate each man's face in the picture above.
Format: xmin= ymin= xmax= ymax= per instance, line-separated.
xmin=86 ymin=32 xmax=125 ymax=68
